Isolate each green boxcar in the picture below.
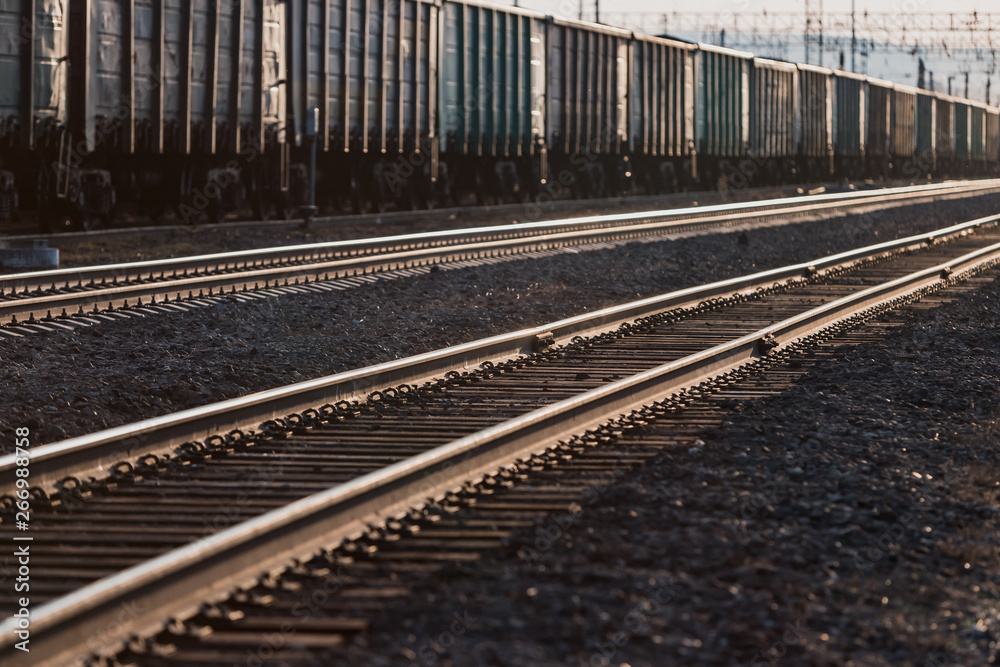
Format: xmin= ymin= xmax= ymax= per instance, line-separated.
xmin=750 ymin=58 xmax=796 ymax=158
xmin=695 ymin=44 xmax=751 ymax=158
xmin=629 ymin=34 xmax=695 ymax=158
xmin=438 ymin=0 xmax=546 ymax=157
xmin=0 ymin=0 xmax=68 ymax=151
xmin=954 ymin=101 xmax=971 ymax=160
xmin=33 ymin=0 xmax=287 ymax=156
xmin=833 ymin=71 xmax=866 ymax=158
xmin=916 ymin=91 xmax=935 ymax=163
xmin=294 ymin=0 xmax=438 ymax=154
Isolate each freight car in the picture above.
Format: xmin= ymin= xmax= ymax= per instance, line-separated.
xmin=3 ymin=0 xmax=1000 ymax=232
xmin=627 ymin=34 xmax=695 ymax=194
xmin=831 ymin=69 xmax=866 ymax=180
xmin=438 ymin=1 xmax=549 ymax=205
xmin=748 ymin=57 xmax=796 ymax=187
xmin=796 ymin=63 xmax=834 ymax=181
xmin=0 ymin=0 xmax=293 ymax=231
xmin=693 ymin=43 xmax=750 ymax=189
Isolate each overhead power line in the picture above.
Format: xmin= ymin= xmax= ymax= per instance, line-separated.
xmin=584 ymin=10 xmax=998 ymax=101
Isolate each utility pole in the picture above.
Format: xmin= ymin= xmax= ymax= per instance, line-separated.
xmin=851 ymin=0 xmax=857 ymax=72
xmin=965 ymin=71 xmax=970 ymax=98
xmin=818 ymin=0 xmax=824 ymax=67
xmin=595 ymin=0 xmax=599 ymax=23
xmin=805 ymin=0 xmax=823 ymax=65
xmin=805 ymin=0 xmax=811 ymax=64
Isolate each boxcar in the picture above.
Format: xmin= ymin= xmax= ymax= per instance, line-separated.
xmin=288 ymin=0 xmax=441 ymax=211
xmin=0 ymin=0 xmax=77 ymax=227
xmin=987 ymin=108 xmax=1000 ymax=167
xmin=865 ymin=77 xmax=892 ymax=178
xmin=832 ymin=70 xmax=866 ymax=179
xmin=545 ymin=17 xmax=630 ymax=197
xmin=0 ymin=0 xmax=65 ymax=220
xmin=111 ymin=0 xmax=287 ymax=223
xmin=915 ymin=90 xmax=936 ymax=173
xmin=747 ymin=58 xmax=796 ymax=186
xmin=890 ymin=84 xmax=918 ymax=176
xmin=970 ymin=103 xmax=987 ymax=163
xmin=933 ymin=93 xmax=955 ymax=175
xmin=1 ymin=0 xmax=288 ymax=229
xmin=694 ymin=43 xmax=751 ymax=186
xmin=954 ymin=100 xmax=973 ymax=169
xmin=796 ymin=63 xmax=833 ymax=179
xmin=436 ymin=1 xmax=548 ymax=204
xmin=628 ymin=34 xmax=695 ymax=192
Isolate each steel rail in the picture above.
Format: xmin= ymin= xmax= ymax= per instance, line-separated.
xmin=2 ymin=179 xmax=997 ymax=297
xmin=2 ymin=212 xmax=998 ymax=497
xmin=6 ymin=214 xmax=1000 ymax=667
xmin=3 ymin=182 xmax=999 ymax=327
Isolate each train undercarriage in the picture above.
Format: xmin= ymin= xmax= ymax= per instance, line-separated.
xmin=3 ymin=145 xmax=999 ymax=232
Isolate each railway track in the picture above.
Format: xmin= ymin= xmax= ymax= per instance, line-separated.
xmin=4 ymin=211 xmax=1000 ymax=665
xmin=0 ymin=182 xmax=826 ymax=243
xmin=1 ymin=179 xmax=997 ymax=331
xmin=0 ymin=180 xmax=975 ymax=245
xmin=114 ymin=283 xmax=996 ymax=667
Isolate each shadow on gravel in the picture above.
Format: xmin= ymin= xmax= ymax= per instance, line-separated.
xmin=335 ymin=275 xmax=1000 ymax=666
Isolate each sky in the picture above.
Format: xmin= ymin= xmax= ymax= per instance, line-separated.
xmin=504 ymin=0 xmax=989 ymax=18
xmin=498 ymin=0 xmax=998 ymax=102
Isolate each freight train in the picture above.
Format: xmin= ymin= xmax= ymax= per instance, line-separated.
xmin=1 ymin=0 xmax=998 ymax=231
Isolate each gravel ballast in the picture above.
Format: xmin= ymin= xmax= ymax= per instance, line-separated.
xmin=331 ymin=270 xmax=1000 ymax=666
xmin=2 ymin=194 xmax=1000 ymax=448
